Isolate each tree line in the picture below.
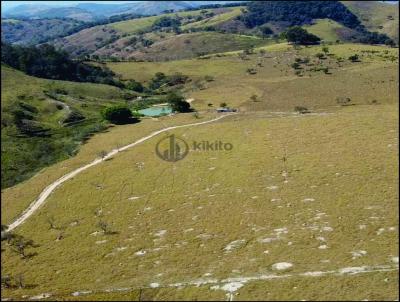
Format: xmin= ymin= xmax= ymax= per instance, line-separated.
xmin=1 ymin=42 xmax=123 ymax=87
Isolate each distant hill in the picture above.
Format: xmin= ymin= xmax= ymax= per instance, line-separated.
xmin=1 ymin=19 xmax=86 ymax=45
xmin=2 ymin=1 xmax=397 ymax=61
xmin=2 ymin=4 xmax=96 ymax=21
xmin=1 ymin=1 xmax=238 ymax=21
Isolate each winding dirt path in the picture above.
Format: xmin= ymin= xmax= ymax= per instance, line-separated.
xmin=7 ymin=113 xmax=235 ymax=231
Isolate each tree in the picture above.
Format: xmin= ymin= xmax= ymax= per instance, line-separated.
xmin=125 ymin=80 xmax=144 ymax=92
xmin=101 ymin=105 xmax=136 ymax=124
xmin=166 ymin=92 xmax=192 ymax=113
xmin=220 ymin=102 xmax=227 ymax=108
xmin=152 ymin=16 xmax=181 ymax=29
xmin=283 ymin=27 xmax=320 ymax=45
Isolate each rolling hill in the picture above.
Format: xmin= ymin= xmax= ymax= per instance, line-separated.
xmin=344 ymin=1 xmax=399 ymax=43
xmin=1 ymin=66 xmax=131 ymax=188
xmin=48 ymin=1 xmax=397 ymax=62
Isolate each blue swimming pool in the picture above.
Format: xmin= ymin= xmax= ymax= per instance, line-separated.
xmin=138 ymin=106 xmax=173 ymax=117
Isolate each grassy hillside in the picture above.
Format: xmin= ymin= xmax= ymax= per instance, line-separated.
xmin=1 ymin=66 xmax=130 ymax=188
xmin=110 ymin=9 xmax=212 ymax=34
xmin=181 ymin=7 xmax=244 ymax=30
xmin=124 ymin=32 xmax=270 ymax=61
xmin=344 ymin=1 xmax=399 ymax=43
xmin=303 ymin=19 xmax=345 ymax=43
xmin=52 ymin=8 xmax=243 ymax=59
xmin=52 ymin=25 xmax=120 ymax=57
xmin=106 ymin=43 xmax=398 ymax=111
xmin=1 ymin=102 xmax=398 ymax=300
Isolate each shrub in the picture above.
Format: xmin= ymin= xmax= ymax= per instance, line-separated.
xmin=322 ymin=46 xmax=329 ymax=54
xmin=250 ymin=94 xmax=258 ymax=102
xmin=62 ymin=110 xmax=85 ymax=124
xmin=336 ymin=97 xmax=351 ymax=106
xmin=101 ymin=105 xmax=136 ymax=124
xmin=294 ymin=106 xmax=310 ymax=113
xmin=291 ymin=62 xmax=301 ymax=69
xmin=204 ymin=75 xmax=214 ymax=82
xmin=98 ymin=150 xmax=108 ymax=159
xmin=348 ymin=54 xmax=360 ymax=62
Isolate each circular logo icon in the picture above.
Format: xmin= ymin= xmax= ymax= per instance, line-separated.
xmin=155 ymin=134 xmax=189 ymax=162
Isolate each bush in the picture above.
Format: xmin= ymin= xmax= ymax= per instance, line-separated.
xmin=62 ymin=110 xmax=85 ymax=124
xmin=322 ymin=46 xmax=329 ymax=54
xmin=294 ymin=106 xmax=310 ymax=114
xmin=291 ymin=62 xmax=301 ymax=69
xmin=336 ymin=97 xmax=351 ymax=106
xmin=101 ymin=105 xmax=137 ymax=124
xmin=148 ymin=72 xmax=189 ymax=90
xmin=246 ymin=68 xmax=257 ymax=74
xmin=348 ymin=54 xmax=360 ymax=62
